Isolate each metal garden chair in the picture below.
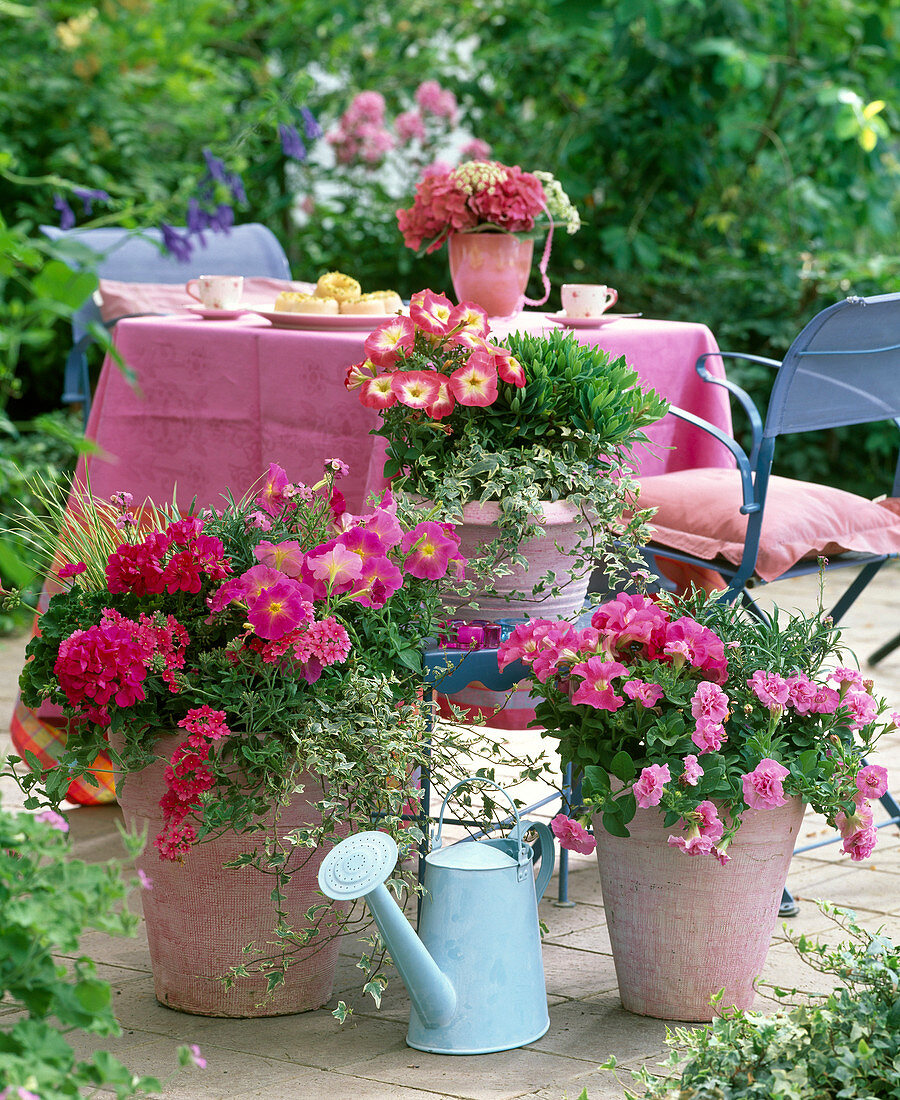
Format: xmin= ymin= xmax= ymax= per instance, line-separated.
xmin=40 ymin=223 xmax=291 ymax=423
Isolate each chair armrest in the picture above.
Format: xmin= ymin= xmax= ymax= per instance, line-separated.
xmin=664 ymin=405 xmax=761 ymax=515
xmin=695 ymin=352 xmax=769 ymax=466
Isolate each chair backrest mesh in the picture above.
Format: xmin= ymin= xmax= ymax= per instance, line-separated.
xmin=763 ymin=292 xmax=900 ymax=438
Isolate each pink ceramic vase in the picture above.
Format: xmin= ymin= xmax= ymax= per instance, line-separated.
xmin=593 ymin=797 xmax=805 ymax=1021
xmin=112 ymin=731 xmax=347 ymax=1017
xmin=448 ymin=232 xmax=534 ymax=317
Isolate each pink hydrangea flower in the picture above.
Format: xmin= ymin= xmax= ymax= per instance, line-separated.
xmin=634 ymin=764 xmax=671 ymax=808
xmin=550 ymin=814 xmax=596 ymax=855
xmin=741 ymin=758 xmax=790 ymax=808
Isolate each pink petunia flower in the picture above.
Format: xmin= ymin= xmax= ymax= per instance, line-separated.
xmin=359 ymin=374 xmax=398 ymax=409
xmin=306 ymin=544 xmax=364 ymax=591
xmin=842 ymin=824 xmax=878 ymax=861
xmin=634 ymin=763 xmax=671 ymax=808
xmin=253 ymin=539 xmax=305 ymax=578
xmin=391 ymin=370 xmax=441 ymax=409
xmin=246 ymin=578 xmax=314 ymax=640
xmin=426 ymin=376 xmax=456 ymax=419
xmin=409 ymin=288 xmax=455 ymax=335
xmin=691 ymin=720 xmax=726 ymax=754
xmin=856 ymin=763 xmax=888 ymax=800
xmin=401 ymin=520 xmax=461 ymax=580
xmin=569 ymin=657 xmax=628 ymax=711
xmin=681 ymin=754 xmax=703 ymax=785
xmin=36 ymin=809 xmax=69 ymax=832
xmin=622 ymin=679 xmax=665 ymax=707
xmin=691 ymin=681 xmax=729 ymax=725
xmin=448 ymin=358 xmax=498 ymax=406
xmin=364 ymin=315 xmax=417 ymax=368
xmin=256 ymin=463 xmax=290 ymax=517
xmin=550 ymin=814 xmax=596 ymax=855
xmin=747 ymin=670 xmax=790 ymax=711
xmin=351 ymin=555 xmax=405 ymax=608
xmin=741 ymin=758 xmax=790 ymax=808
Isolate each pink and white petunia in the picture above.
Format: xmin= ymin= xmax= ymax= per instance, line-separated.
xmin=364 ymin=315 xmax=417 ymax=368
xmin=426 ymin=376 xmax=456 ymax=419
xmin=344 ymin=358 xmax=376 ymax=390
xmin=391 ymin=370 xmax=441 ymax=409
xmin=409 ymin=288 xmax=455 ymax=335
xmin=359 ymin=374 xmax=398 ymax=409
xmin=447 ymin=301 xmax=489 ymax=336
xmin=449 ymin=358 xmax=498 ymax=406
xmin=492 ymin=347 xmax=526 ymax=387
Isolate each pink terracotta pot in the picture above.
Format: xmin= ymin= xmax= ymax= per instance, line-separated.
xmin=112 ymin=731 xmax=346 ymax=1017
xmin=448 ymin=232 xmax=534 ymax=317
xmin=438 ymin=499 xmax=590 ymax=729
xmin=593 ymin=797 xmax=804 ymax=1021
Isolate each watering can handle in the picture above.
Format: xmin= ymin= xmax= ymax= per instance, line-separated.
xmin=432 ymin=777 xmax=526 ymax=865
xmin=513 ymin=819 xmax=556 ymax=902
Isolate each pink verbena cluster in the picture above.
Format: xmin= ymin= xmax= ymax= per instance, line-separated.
xmin=345 ymin=289 xmax=525 ymax=420
xmin=156 ymin=706 xmax=231 ymax=860
xmin=54 ymin=609 xmax=189 ymax=724
xmin=397 ymin=160 xmax=546 ymax=253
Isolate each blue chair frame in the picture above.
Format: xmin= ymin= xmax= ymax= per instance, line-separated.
xmin=643 ymin=292 xmax=900 ymax=625
xmin=40 ymin=223 xmax=291 ymax=424
xmin=640 ymin=293 xmax=900 ymax=914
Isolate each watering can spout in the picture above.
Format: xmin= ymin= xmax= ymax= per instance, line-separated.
xmin=365 ymin=882 xmax=457 ymax=1028
xmin=317 ymin=832 xmax=457 ymax=1029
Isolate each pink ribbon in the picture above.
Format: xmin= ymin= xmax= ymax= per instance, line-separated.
xmin=524 ymin=197 xmax=554 ymax=307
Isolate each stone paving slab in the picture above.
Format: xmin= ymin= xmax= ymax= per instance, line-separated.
xmin=3 ymin=565 xmax=900 ymax=1097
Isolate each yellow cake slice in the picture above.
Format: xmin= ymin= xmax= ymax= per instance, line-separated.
xmin=315 ymin=271 xmax=362 ymax=303
xmin=274 ymin=292 xmax=339 ymax=314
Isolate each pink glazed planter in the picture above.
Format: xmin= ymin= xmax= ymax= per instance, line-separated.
xmin=593 ymin=796 xmax=804 ymax=1021
xmin=112 ymin=731 xmax=346 ymax=1017
xmin=437 ymin=499 xmax=590 ymax=729
xmin=448 ymin=231 xmax=534 ymax=317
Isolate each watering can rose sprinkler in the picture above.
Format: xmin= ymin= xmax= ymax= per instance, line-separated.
xmin=318 ymin=778 xmax=556 ymax=1055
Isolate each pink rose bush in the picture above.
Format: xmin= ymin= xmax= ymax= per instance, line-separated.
xmin=20 ymin=461 xmax=466 ymax=862
xmin=498 ymin=592 xmax=895 ymax=864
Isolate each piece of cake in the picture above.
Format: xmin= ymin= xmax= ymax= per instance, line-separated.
xmin=315 ymin=271 xmax=362 ymax=304
xmin=274 ymin=292 xmax=339 ymax=314
xmin=367 ymin=290 xmax=404 ymax=314
xmin=340 ymin=295 xmax=389 ymax=315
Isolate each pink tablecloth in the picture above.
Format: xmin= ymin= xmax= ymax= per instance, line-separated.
xmin=11 ymin=309 xmax=733 ymax=801
xmin=78 ymin=311 xmax=731 ymax=509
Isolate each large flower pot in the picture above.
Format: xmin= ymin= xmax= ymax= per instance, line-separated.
xmin=592 ymin=797 xmax=804 ymax=1021
xmin=112 ymin=731 xmax=346 ymax=1017
xmin=438 ymin=499 xmax=590 ymax=729
xmin=448 ymin=232 xmax=534 ymax=317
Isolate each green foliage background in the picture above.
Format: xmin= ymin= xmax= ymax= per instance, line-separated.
xmin=2 ymin=0 xmax=899 ymax=564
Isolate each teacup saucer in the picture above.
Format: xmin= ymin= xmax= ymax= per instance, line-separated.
xmin=184 ymin=305 xmax=249 ymax=320
xmin=548 ymin=311 xmax=643 ymax=329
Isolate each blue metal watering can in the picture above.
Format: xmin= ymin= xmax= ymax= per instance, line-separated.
xmin=317 ymin=777 xmax=555 ymax=1055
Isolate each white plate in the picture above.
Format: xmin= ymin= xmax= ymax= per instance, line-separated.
xmin=250 ymin=309 xmax=390 ymax=331
xmin=547 ymin=311 xmax=643 ymax=328
xmin=184 ymin=305 xmax=249 ymax=320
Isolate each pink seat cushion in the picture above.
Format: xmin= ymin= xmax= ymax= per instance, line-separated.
xmin=638 ymin=468 xmax=900 ymax=582
xmin=97 ymin=277 xmax=315 ymax=322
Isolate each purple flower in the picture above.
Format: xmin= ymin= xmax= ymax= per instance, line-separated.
xmin=207 ymin=204 xmax=234 ymax=232
xmin=227 ymin=172 xmax=246 ymax=205
xmin=53 ymin=194 xmax=75 ymax=229
xmin=202 ymin=148 xmax=227 ymax=183
xmin=279 ymin=123 xmax=307 ymax=162
xmin=186 ymin=198 xmax=210 ymax=235
xmin=160 ymin=223 xmax=193 ymax=263
xmin=301 ymin=106 xmax=322 ymax=139
xmin=73 ymin=187 xmax=111 ymax=214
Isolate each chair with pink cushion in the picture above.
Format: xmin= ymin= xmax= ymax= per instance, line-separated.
xmin=638 ymin=292 xmax=900 ymax=625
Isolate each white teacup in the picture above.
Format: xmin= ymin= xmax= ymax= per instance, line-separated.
xmin=561 ymin=284 xmax=618 ymax=318
xmin=185 ymin=275 xmax=244 ymax=310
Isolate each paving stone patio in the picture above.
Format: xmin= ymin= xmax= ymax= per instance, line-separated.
xmin=2 ymin=567 xmax=900 ymax=1099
